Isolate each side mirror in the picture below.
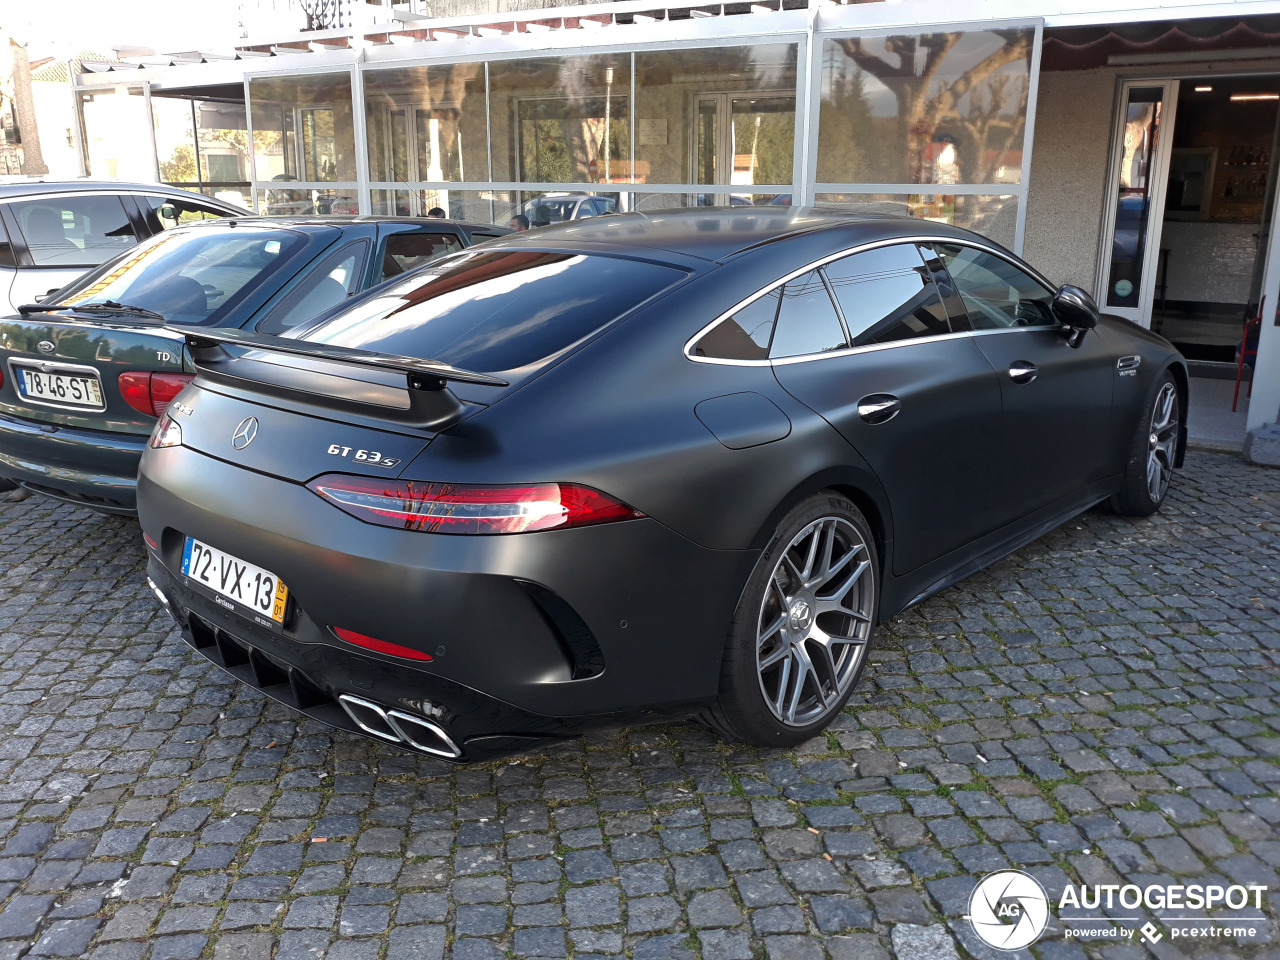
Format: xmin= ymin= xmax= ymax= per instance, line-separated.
xmin=158 ymin=203 xmax=178 ymax=222
xmin=1052 ymin=284 xmax=1099 ymax=331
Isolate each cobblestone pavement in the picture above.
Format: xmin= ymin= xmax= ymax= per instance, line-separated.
xmin=0 ymin=450 xmax=1276 ymax=960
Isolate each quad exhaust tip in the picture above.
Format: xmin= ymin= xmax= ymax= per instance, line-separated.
xmin=147 ymin=578 xmax=179 ymax=624
xmin=338 ymin=693 xmax=462 ymax=759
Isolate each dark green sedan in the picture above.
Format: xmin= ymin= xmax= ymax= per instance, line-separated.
xmin=0 ymin=215 xmax=507 ymax=514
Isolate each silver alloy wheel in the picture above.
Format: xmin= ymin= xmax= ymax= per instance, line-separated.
xmin=1146 ymin=382 xmax=1178 ymax=502
xmin=756 ymin=515 xmax=874 ymax=727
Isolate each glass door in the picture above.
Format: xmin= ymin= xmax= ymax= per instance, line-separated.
xmin=694 ymin=95 xmax=795 ymax=207
xmin=1098 ymin=81 xmax=1180 ymax=327
xmin=695 ymin=96 xmax=724 ymax=205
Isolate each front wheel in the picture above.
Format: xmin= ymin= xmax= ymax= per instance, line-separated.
xmin=705 ymin=493 xmax=879 ymax=747
xmin=1111 ymin=371 xmax=1180 ymax=517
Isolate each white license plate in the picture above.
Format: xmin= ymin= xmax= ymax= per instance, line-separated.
xmin=13 ymin=364 xmax=104 ymax=410
xmin=181 ymin=537 xmax=289 ymax=629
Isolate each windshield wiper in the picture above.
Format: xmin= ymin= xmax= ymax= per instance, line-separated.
xmin=18 ymin=300 xmax=168 ymax=322
xmin=72 ymin=300 xmax=169 ymax=322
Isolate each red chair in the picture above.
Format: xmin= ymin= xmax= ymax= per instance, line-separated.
xmin=1233 ymin=295 xmax=1263 ymax=412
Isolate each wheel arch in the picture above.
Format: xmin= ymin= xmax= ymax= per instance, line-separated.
xmin=745 ymin=465 xmax=895 ymax=583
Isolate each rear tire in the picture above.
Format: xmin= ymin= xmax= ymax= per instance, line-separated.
xmin=705 ymin=493 xmax=879 ymax=747
xmin=1111 ymin=370 xmax=1179 ymax=517
xmin=0 ymin=479 xmax=15 ymax=493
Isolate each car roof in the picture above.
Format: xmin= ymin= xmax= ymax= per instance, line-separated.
xmin=0 ymin=179 xmax=235 ymax=202
xmin=176 ymin=215 xmax=508 ymax=233
xmin=492 ymin=207 xmax=980 ymax=264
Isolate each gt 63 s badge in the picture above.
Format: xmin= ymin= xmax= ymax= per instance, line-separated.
xmin=326 ymin=444 xmax=401 ymax=469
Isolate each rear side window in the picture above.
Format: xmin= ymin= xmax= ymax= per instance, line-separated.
xmin=381 ymin=231 xmax=463 ymax=280
xmin=258 ymin=241 xmax=369 ymax=334
xmin=692 ymin=289 xmax=781 ymax=361
xmin=823 ymin=244 xmax=951 ymax=346
xmin=10 ymin=195 xmax=137 ymax=267
xmin=298 ymin=250 xmax=686 ymax=373
xmin=769 ymin=270 xmax=847 ymax=359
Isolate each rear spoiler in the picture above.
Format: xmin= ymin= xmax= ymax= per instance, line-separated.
xmin=169 ymin=326 xmax=508 ymax=390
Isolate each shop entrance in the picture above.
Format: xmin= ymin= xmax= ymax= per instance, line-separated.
xmin=692 ymin=93 xmax=794 ymax=205
xmin=1099 ymin=76 xmax=1280 ymax=364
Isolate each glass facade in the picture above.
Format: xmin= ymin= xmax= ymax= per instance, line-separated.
xmin=813 ymin=193 xmax=1020 ymax=249
xmin=152 ymin=96 xmax=254 ymax=210
xmin=489 ymin=55 xmax=631 ymax=185
xmin=249 ymin=72 xmax=359 ymax=214
xmin=817 ymin=30 xmax=1033 ymax=187
xmin=81 ymin=87 xmax=156 ymax=181
xmin=79 ymin=22 xmax=1038 ymax=247
xmin=365 ymin=62 xmax=489 ymax=191
xmin=634 ymin=44 xmax=797 ymax=189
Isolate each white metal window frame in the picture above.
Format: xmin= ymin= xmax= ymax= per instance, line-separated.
xmin=243 ymin=63 xmax=365 ymax=214
xmin=1094 ymin=78 xmax=1180 ymax=329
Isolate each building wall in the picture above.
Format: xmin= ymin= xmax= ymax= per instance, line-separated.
xmin=1022 ymin=66 xmax=1119 ymax=295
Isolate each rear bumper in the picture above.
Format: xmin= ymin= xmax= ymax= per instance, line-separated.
xmin=0 ymin=410 xmax=145 ymax=514
xmin=147 ymin=570 xmax=584 ymax=762
xmin=138 ymin=444 xmax=755 ymax=759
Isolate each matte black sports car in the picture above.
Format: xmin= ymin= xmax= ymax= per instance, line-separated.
xmin=137 ymin=209 xmax=1187 ymax=761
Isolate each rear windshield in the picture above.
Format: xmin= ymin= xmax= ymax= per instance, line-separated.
xmin=294 ymin=250 xmax=687 ymax=372
xmin=51 ymin=227 xmax=308 ymax=325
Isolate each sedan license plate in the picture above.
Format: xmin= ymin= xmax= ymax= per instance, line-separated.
xmin=181 ymin=537 xmax=289 ymax=630
xmin=13 ymin=364 xmax=104 ymax=411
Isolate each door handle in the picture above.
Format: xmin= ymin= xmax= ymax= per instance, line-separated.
xmin=1008 ymin=361 xmax=1038 ymax=384
xmin=857 ymin=394 xmax=901 ymax=424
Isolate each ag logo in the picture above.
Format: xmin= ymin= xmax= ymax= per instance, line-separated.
xmin=966 ymin=870 xmax=1050 ymax=951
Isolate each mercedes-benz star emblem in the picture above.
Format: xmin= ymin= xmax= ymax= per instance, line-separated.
xmin=231 ymin=417 xmax=259 ymax=450
xmin=36 ymin=340 xmax=55 ymax=354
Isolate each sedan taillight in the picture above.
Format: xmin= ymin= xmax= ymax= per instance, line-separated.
xmin=119 ymin=372 xmax=195 ymax=418
xmin=306 ymin=475 xmax=645 ymax=535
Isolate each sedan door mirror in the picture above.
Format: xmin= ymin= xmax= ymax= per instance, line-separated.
xmin=1052 ymin=284 xmax=1099 ymax=330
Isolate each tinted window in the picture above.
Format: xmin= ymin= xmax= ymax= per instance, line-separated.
xmin=381 ymin=231 xmax=463 ymax=281
xmin=693 ymin=288 xmax=782 ymax=361
xmin=770 ymin=270 xmax=847 ymax=359
xmin=53 ymin=227 xmax=307 ymax=325
xmin=11 ymin=195 xmax=137 ymax=267
xmin=823 ymin=245 xmax=951 ymax=346
xmin=935 ymin=243 xmax=1056 ymax=329
xmin=140 ymin=194 xmax=235 ymax=232
xmin=258 ymin=241 xmax=369 ymax=334
xmin=298 ymin=250 xmax=686 ymax=372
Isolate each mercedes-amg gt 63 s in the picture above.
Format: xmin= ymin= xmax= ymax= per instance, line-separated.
xmin=137 ymin=209 xmax=1187 ymax=761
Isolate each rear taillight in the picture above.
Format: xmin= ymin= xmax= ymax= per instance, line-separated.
xmin=119 ymin=372 xmax=195 ymax=417
xmin=306 ymin=476 xmax=645 ymax=535
xmin=332 ymin=627 xmax=433 ymax=661
xmin=149 ymin=414 xmax=182 ymax=449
